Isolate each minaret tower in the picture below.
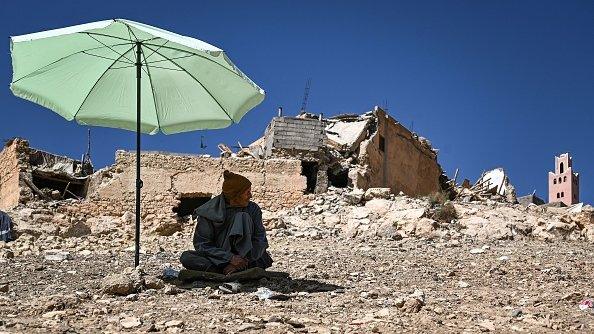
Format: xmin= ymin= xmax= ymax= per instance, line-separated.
xmin=548 ymin=153 xmax=579 ymax=205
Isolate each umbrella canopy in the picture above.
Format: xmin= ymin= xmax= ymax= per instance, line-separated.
xmin=10 ymin=19 xmax=265 ymax=134
xmin=10 ymin=19 xmax=265 ymax=266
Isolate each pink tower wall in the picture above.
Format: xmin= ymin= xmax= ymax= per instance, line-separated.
xmin=548 ymin=153 xmax=579 ymax=205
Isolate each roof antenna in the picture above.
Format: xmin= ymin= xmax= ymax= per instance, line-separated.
xmin=299 ymin=78 xmax=311 ymax=114
xmin=200 ymin=134 xmax=207 ymax=150
xmin=81 ymin=128 xmax=93 ymax=175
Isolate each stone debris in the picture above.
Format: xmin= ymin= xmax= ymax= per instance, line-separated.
xmin=120 ymin=316 xmax=142 ymax=329
xmin=44 ymin=250 xmax=71 ymax=261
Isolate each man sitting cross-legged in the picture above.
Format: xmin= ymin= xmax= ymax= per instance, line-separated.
xmin=179 ymin=170 xmax=273 ymax=275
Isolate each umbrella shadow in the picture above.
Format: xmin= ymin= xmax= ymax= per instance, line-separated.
xmin=173 ymin=270 xmax=344 ymax=294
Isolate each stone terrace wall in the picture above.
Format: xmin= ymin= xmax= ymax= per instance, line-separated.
xmin=77 ymin=151 xmax=307 ymax=220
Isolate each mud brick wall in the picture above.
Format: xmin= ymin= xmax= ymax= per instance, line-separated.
xmin=358 ymin=108 xmax=441 ymax=196
xmin=82 ymin=151 xmax=308 ymax=218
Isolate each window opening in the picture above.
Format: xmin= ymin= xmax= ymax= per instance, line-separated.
xmin=327 ymin=167 xmax=349 ymax=188
xmin=379 ymin=135 xmax=385 ymax=153
xmin=173 ymin=194 xmax=212 ymax=217
xmin=301 ymin=161 xmax=319 ymax=194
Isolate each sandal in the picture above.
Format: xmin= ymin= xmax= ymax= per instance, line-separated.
xmin=219 ymin=281 xmax=242 ymax=294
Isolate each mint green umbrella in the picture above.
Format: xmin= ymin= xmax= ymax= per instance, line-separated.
xmin=10 ymin=19 xmax=265 ymax=266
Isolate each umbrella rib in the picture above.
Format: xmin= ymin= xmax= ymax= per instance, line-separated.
xmin=84 ymin=33 xmax=136 ymax=65
xmin=82 ymin=31 xmax=160 ymax=44
xmin=12 ymin=42 xmax=134 ymax=83
xmin=82 ymin=31 xmax=134 ymax=43
xmin=71 ymin=44 xmax=137 ymax=120
xmin=142 ymin=42 xmax=247 ymax=80
xmin=142 ymin=44 xmax=234 ymax=122
xmin=142 ymin=65 xmax=184 ymax=71
xmin=144 ymin=40 xmax=169 ymax=62
xmin=82 ymin=51 xmax=135 ymax=64
xmin=145 ymin=54 xmax=194 ymax=65
xmin=139 ymin=46 xmax=162 ymax=131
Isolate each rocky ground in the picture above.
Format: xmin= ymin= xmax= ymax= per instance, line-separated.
xmin=1 ymin=189 xmax=594 ymax=333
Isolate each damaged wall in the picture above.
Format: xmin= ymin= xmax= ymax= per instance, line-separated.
xmin=0 ymin=139 xmax=24 ymax=210
xmin=82 ymin=151 xmax=307 ymax=219
xmin=355 ymin=107 xmax=441 ymax=196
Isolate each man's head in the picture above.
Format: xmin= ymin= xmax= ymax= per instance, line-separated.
xmin=222 ymin=170 xmax=252 ymax=207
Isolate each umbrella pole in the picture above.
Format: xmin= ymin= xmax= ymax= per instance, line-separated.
xmin=134 ymin=42 xmax=142 ymax=267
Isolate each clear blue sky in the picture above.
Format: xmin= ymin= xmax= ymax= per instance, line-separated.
xmin=1 ymin=0 xmax=592 ymax=204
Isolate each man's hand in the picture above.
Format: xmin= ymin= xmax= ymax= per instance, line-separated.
xmin=224 ymin=255 xmax=248 ymax=275
xmin=230 ymin=255 xmax=248 ymax=267
xmin=223 ymin=263 xmax=237 ymax=275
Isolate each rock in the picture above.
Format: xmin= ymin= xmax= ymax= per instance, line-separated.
xmin=101 ymin=273 xmax=142 ymax=296
xmin=511 ymin=309 xmax=523 ymax=317
xmin=402 ymin=298 xmax=423 ymax=313
xmin=583 ymin=225 xmax=594 ymax=242
xmin=121 ymin=211 xmax=134 ymax=223
xmin=152 ymin=219 xmax=183 ymax=236
xmin=1 ymin=249 xmax=14 ymax=259
xmin=164 ymin=320 xmax=183 ymax=328
xmin=42 ymin=310 xmax=67 ymax=318
xmin=375 ymin=220 xmax=402 ymax=240
xmin=262 ymin=210 xmax=286 ymax=230
xmin=0 ymin=283 xmax=8 ymax=292
xmin=350 ymin=207 xmax=370 ymax=219
xmin=162 ymin=285 xmax=182 ymax=295
xmin=237 ymin=323 xmax=259 ymax=332
xmin=38 ymin=294 xmax=80 ymax=312
xmin=415 ymin=218 xmax=438 ymax=238
xmin=533 ymin=221 xmax=577 ymax=241
xmin=323 ymin=215 xmax=341 ymax=227
xmin=408 ymin=289 xmax=425 ymax=304
xmin=60 ymin=222 xmax=91 ymax=238
xmin=44 ymin=250 xmax=71 ymax=261
xmin=478 ymin=319 xmax=496 ymax=332
xmin=79 ymin=249 xmax=92 ymax=256
xmin=120 ymin=316 xmax=142 ymax=329
xmin=144 ymin=276 xmax=165 ymax=290
xmin=364 ymin=199 xmax=393 ymax=216
xmin=50 ymin=190 xmax=62 ymax=200
xmin=459 ymin=216 xmax=513 ymax=240
xmin=364 ymin=188 xmax=391 ymax=200
xmin=344 ymin=189 xmax=365 ymax=205
xmin=88 ymin=216 xmax=120 ymax=235
xmin=458 ymin=281 xmax=470 ymax=288
xmin=385 ymin=208 xmax=426 ymax=223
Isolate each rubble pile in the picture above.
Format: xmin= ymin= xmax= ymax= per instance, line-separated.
xmin=265 ymin=187 xmax=594 ymax=244
xmin=450 ymin=168 xmax=517 ymax=204
xmin=2 ymin=182 xmax=593 ymax=262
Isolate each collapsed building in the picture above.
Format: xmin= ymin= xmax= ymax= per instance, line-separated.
xmin=249 ymin=106 xmax=444 ymax=196
xmin=0 ymin=107 xmax=445 ymax=224
xmin=0 ymin=138 xmax=92 ymax=210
